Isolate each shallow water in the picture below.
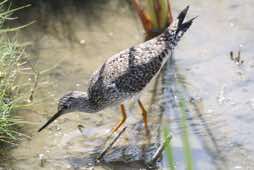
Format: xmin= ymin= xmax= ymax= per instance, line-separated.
xmin=3 ymin=1 xmax=159 ymax=170
xmin=174 ymin=0 xmax=254 ymax=169
xmin=1 ymin=0 xmax=254 ymax=169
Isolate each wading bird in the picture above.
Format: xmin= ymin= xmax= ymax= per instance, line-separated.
xmin=38 ymin=6 xmax=195 ymax=135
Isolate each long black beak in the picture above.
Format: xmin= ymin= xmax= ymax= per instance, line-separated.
xmin=38 ymin=110 xmax=63 ymax=132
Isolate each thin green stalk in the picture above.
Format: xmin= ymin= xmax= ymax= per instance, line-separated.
xmin=0 ymin=0 xmax=8 ymax=6
xmin=163 ymin=127 xmax=175 ymax=170
xmin=178 ymin=96 xmax=194 ymax=170
xmin=0 ymin=4 xmax=31 ymax=18
xmin=0 ymin=21 xmax=35 ymax=34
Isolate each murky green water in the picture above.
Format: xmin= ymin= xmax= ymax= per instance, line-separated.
xmin=1 ymin=0 xmax=254 ymax=169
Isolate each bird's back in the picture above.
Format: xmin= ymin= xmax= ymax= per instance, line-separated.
xmin=104 ymin=36 xmax=170 ymax=92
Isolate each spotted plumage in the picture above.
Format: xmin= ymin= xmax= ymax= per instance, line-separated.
xmin=87 ymin=16 xmax=193 ymax=111
xmin=38 ymin=6 xmax=195 ymax=132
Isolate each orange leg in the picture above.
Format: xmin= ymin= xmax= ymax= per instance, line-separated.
xmin=138 ymin=99 xmax=149 ymax=134
xmin=112 ymin=104 xmax=127 ymax=132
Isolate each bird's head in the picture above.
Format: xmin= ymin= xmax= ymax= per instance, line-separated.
xmin=38 ymin=91 xmax=92 ymax=132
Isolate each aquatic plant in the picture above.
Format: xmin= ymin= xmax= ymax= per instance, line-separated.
xmin=132 ymin=0 xmax=173 ymax=39
xmin=0 ymin=0 xmax=31 ymax=146
xmin=0 ymin=38 xmax=24 ymax=145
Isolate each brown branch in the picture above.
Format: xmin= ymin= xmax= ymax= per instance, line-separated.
xmin=167 ymin=0 xmax=174 ymax=25
xmin=154 ymin=0 xmax=162 ymax=29
xmin=132 ymin=0 xmax=153 ymax=34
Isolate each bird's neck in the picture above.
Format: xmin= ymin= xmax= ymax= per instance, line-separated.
xmin=71 ymin=91 xmax=98 ymax=113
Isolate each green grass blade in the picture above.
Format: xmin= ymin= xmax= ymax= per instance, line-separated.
xmin=0 ymin=4 xmax=31 ymax=17
xmin=0 ymin=0 xmax=8 ymax=6
xmin=0 ymin=21 xmax=35 ymax=33
xmin=178 ymin=96 xmax=194 ymax=170
xmin=163 ymin=127 xmax=176 ymax=170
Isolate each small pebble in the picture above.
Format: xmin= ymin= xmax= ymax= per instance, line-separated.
xmin=234 ymin=165 xmax=242 ymax=169
xmin=66 ymin=164 xmax=72 ymax=169
xmin=108 ymin=32 xmax=113 ymax=36
xmin=79 ymin=40 xmax=86 ymax=44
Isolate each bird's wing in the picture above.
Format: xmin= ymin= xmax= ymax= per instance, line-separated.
xmin=101 ymin=42 xmax=165 ymax=94
xmin=87 ymin=35 xmax=167 ymax=96
xmin=88 ymin=63 xmax=106 ymax=93
xmin=113 ymin=50 xmax=163 ymax=93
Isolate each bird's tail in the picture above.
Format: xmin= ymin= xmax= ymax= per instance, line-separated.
xmin=166 ymin=6 xmax=196 ymax=47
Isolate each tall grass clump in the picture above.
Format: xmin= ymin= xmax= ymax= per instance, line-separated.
xmin=0 ymin=0 xmax=31 ymax=146
xmin=0 ymin=39 xmax=25 ymax=145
